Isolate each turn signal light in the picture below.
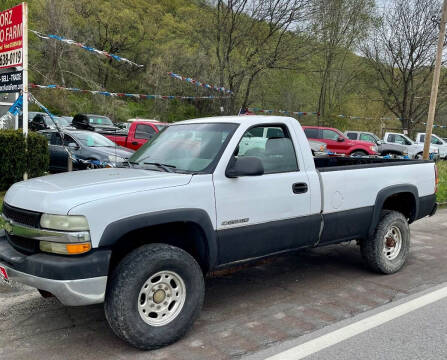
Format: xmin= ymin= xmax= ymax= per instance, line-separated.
xmin=40 ymin=241 xmax=91 ymax=255
xmin=66 ymin=243 xmax=92 ymax=254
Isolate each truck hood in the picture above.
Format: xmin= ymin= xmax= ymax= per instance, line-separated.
xmin=4 ymin=168 xmax=192 ymax=214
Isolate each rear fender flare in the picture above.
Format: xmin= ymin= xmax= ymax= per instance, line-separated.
xmin=368 ymin=184 xmax=418 ymax=238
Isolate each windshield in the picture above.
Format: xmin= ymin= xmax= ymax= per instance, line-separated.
xmin=129 ymin=123 xmax=238 ymax=173
xmin=88 ymin=116 xmax=114 ymax=126
xmin=53 ymin=117 xmax=69 ymax=127
xmin=403 ymin=135 xmax=414 ymax=144
xmin=75 ymin=132 xmax=116 ymax=147
xmin=432 ymin=134 xmax=445 ymax=145
xmin=155 ymin=124 xmax=167 ymax=131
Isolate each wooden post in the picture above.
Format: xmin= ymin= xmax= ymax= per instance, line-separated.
xmin=423 ymin=0 xmax=447 ymax=159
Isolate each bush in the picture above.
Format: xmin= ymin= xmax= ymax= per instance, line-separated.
xmin=436 ymin=161 xmax=447 ymax=203
xmin=0 ymin=130 xmax=49 ymax=191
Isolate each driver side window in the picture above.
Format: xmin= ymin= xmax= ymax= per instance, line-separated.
xmin=63 ymin=134 xmax=77 ymax=147
xmin=395 ymin=135 xmax=407 ymax=145
xmin=322 ymin=129 xmax=340 ymax=141
xmin=235 ymin=125 xmax=298 ymax=174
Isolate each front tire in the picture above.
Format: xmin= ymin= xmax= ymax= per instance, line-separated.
xmin=351 ymin=150 xmax=367 ymax=157
xmin=104 ymin=243 xmax=205 ymax=350
xmin=361 ymin=210 xmax=410 ymax=274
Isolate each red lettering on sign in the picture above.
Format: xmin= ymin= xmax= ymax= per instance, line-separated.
xmin=0 ymin=4 xmax=23 ymax=69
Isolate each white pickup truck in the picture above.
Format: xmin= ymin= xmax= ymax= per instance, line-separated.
xmin=383 ymin=132 xmax=439 ymax=159
xmin=0 ymin=116 xmax=438 ymax=349
xmin=415 ymin=132 xmax=447 ymax=159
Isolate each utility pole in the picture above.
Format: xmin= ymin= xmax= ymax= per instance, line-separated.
xmin=423 ymin=0 xmax=447 ymax=159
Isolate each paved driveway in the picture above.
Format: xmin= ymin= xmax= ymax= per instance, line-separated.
xmin=1 ymin=210 xmax=446 ymax=360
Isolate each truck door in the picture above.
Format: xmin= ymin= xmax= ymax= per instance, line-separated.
xmin=213 ymin=123 xmax=320 ymax=265
xmin=131 ymin=124 xmax=157 ymax=150
xmin=321 ymin=129 xmax=349 ymax=154
xmin=48 ymin=132 xmax=69 ymax=171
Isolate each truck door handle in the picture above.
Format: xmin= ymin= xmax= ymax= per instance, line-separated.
xmin=292 ymin=182 xmax=308 ymax=194
xmin=131 ymin=141 xmax=138 ymax=145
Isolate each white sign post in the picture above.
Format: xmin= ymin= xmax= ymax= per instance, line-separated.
xmin=21 ymin=2 xmax=28 ymax=179
xmin=22 ymin=3 xmax=28 ymax=140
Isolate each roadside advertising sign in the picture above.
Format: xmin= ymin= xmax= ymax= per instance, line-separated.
xmin=0 ymin=4 xmax=24 ymax=69
xmin=0 ymin=70 xmax=22 ymax=93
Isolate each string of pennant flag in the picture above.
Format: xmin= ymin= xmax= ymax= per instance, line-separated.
xmin=337 ymin=114 xmax=403 ymax=121
xmin=168 ymin=72 xmax=233 ymax=94
xmin=30 ymin=30 xmax=144 ymax=68
xmin=246 ymin=107 xmax=320 ymax=116
xmin=422 ymin=122 xmax=447 ymax=128
xmin=29 ymin=83 xmax=229 ymax=100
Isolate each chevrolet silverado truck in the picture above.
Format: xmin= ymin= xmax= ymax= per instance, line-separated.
xmin=0 ymin=116 xmax=438 ymax=350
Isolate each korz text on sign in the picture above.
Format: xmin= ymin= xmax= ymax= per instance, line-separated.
xmin=0 ymin=4 xmax=23 ymax=69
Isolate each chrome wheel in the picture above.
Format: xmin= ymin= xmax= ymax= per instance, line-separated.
xmin=383 ymin=225 xmax=402 ymax=260
xmin=137 ymin=271 xmax=186 ymax=327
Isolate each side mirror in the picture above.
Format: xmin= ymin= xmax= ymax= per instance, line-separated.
xmin=226 ymin=156 xmax=264 ymax=178
xmin=67 ymin=142 xmax=79 ymax=150
xmin=337 ymin=136 xmax=345 ymax=142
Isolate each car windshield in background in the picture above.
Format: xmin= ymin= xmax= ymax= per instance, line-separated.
xmin=129 ymin=123 xmax=238 ymax=173
xmin=75 ymin=132 xmax=116 ymax=147
xmin=88 ymin=116 xmax=114 ymax=126
xmin=155 ymin=124 xmax=167 ymax=131
xmin=53 ymin=117 xmax=70 ymax=127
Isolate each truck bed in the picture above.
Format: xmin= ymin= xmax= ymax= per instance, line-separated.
xmin=314 ymin=156 xmax=429 ymax=172
xmin=314 ymin=156 xmax=436 ymax=246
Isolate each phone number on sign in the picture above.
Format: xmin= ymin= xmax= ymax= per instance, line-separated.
xmin=0 ymin=49 xmax=22 ymax=67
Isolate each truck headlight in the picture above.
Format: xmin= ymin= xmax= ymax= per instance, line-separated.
xmin=108 ymin=155 xmax=125 ymax=163
xmin=370 ymin=145 xmax=377 ymax=152
xmin=40 ymin=214 xmax=89 ymax=231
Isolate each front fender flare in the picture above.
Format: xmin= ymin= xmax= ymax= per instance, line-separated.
xmin=98 ymin=208 xmax=217 ymax=269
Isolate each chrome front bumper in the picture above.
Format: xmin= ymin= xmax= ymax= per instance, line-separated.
xmin=0 ymin=230 xmax=111 ymax=306
xmin=0 ymin=262 xmax=107 ymax=306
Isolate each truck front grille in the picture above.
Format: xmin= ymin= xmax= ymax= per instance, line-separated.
xmin=2 ymin=203 xmax=41 ymax=228
xmin=6 ymin=233 xmax=40 ymax=254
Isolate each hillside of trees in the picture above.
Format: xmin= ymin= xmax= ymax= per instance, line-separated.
xmin=1 ymin=0 xmax=447 ymax=137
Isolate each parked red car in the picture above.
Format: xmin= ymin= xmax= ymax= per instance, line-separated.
xmin=105 ymin=120 xmax=168 ymax=151
xmin=302 ymin=126 xmax=378 ymax=156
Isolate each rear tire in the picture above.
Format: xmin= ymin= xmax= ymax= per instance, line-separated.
xmin=104 ymin=243 xmax=205 ymax=350
xmin=361 ymin=210 xmax=410 ymax=274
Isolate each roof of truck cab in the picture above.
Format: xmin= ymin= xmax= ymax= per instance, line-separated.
xmin=176 ymin=115 xmax=296 ymax=125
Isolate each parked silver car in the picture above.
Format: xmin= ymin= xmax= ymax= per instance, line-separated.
xmin=309 ymin=139 xmax=327 ymax=156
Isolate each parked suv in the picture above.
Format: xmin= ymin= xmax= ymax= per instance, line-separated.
xmin=303 ymin=126 xmax=378 ymax=156
xmin=71 ymin=114 xmax=120 ymax=133
xmin=29 ymin=112 xmax=74 ymax=131
xmin=344 ymin=131 xmax=406 ymax=157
